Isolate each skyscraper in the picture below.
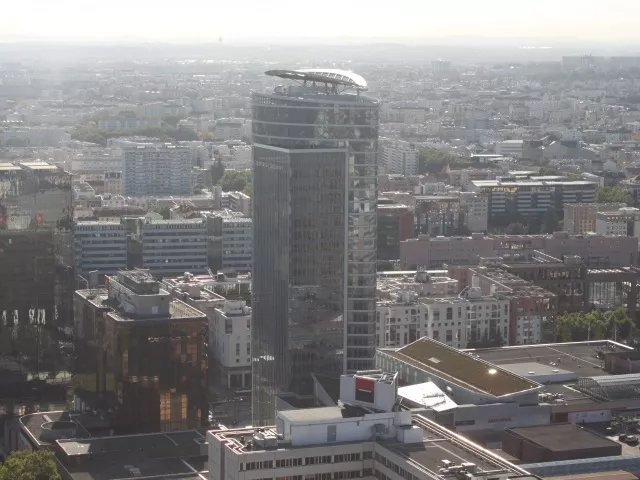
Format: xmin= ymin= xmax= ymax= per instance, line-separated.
xmin=251 ymin=69 xmax=379 ymax=425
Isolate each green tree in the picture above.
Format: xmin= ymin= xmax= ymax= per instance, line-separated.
xmin=505 ymin=222 xmax=527 ymax=235
xmin=218 ymin=170 xmax=252 ymax=194
xmin=556 ymin=309 xmax=635 ymax=342
xmin=596 ymin=185 xmax=632 ymax=205
xmin=155 ymin=206 xmax=171 ymax=220
xmin=0 ymin=450 xmax=61 ymax=480
xmin=418 ymin=148 xmax=462 ymax=174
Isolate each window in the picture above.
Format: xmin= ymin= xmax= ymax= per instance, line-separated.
xmin=446 ymin=307 xmax=453 ymax=320
xmin=446 ymin=330 xmax=453 ymax=342
xmin=236 ymin=343 xmax=240 ymax=356
xmin=327 ymin=424 xmax=337 ymax=442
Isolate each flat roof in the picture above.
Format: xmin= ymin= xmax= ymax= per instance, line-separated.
xmin=20 ymin=411 xmax=91 ymax=446
xmin=506 ymin=423 xmax=620 ymax=453
xmin=547 ymin=471 xmax=638 ymax=480
xmin=391 ymin=338 xmax=540 ymax=397
xmin=467 ymin=341 xmax=632 ymax=379
xmin=57 ymin=429 xmax=207 ymax=480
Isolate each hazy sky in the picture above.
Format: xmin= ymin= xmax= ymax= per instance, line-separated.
xmin=3 ymin=0 xmax=640 ymax=43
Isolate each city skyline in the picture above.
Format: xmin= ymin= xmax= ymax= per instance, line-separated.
xmin=4 ymin=0 xmax=640 ymax=43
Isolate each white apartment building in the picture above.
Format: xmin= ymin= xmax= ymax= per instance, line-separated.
xmin=422 ymin=283 xmax=510 ymax=349
xmin=221 ymin=190 xmax=252 ymax=217
xmin=380 ymin=138 xmax=420 ymax=175
xmin=73 ymin=221 xmax=127 ymax=276
xmin=211 ymin=299 xmax=252 ymax=392
xmin=137 ymin=218 xmax=208 ymax=278
xmin=596 ymin=207 xmax=640 ymax=240
xmin=71 ymin=152 xmax=123 ymax=174
xmin=376 ymin=292 xmax=429 ymax=348
xmin=122 ymin=142 xmax=194 ymax=196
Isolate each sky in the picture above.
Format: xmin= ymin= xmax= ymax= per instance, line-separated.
xmin=3 ymin=0 xmax=640 ymax=44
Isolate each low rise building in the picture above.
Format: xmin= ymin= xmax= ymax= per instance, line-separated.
xmin=564 ymin=203 xmax=626 ymax=234
xmin=210 ymin=299 xmax=252 ymax=394
xmin=596 ymin=207 xmax=640 ymax=241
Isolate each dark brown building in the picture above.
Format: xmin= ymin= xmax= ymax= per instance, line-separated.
xmin=503 ymin=423 xmax=621 ymax=463
xmin=74 ymin=269 xmax=208 ymax=434
xmin=378 ymin=202 xmax=415 ymax=261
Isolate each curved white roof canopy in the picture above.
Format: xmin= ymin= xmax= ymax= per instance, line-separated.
xmin=265 ymin=68 xmax=368 ymax=90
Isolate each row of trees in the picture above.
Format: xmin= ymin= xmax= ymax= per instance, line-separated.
xmin=556 ymin=308 xmax=636 ymax=343
xmin=418 ymin=148 xmax=470 ymax=174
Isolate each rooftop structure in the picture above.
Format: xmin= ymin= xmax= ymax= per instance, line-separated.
xmin=503 ymin=423 xmax=621 ymax=462
xmin=376 ymin=270 xmax=458 ymax=299
xmin=266 ymin=68 xmax=368 ymax=90
xmin=208 ymin=370 xmax=540 ymax=480
xmin=55 ymin=429 xmax=207 ymax=480
xmin=383 ymin=338 xmax=540 ymax=398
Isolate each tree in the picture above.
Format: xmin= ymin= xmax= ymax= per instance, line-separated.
xmin=418 ymin=148 xmax=462 ymax=174
xmin=505 ymin=222 xmax=527 ymax=235
xmin=556 ymin=308 xmax=636 ymax=343
xmin=596 ymin=185 xmax=632 ymax=205
xmin=155 ymin=206 xmax=171 ymax=220
xmin=218 ymin=170 xmax=252 ymax=194
xmin=0 ymin=450 xmax=61 ymax=480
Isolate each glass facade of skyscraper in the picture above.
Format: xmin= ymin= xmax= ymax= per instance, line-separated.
xmin=251 ymin=83 xmax=379 ymax=425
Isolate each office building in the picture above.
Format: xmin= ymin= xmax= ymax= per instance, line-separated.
xmin=202 ymin=211 xmax=253 ymax=273
xmin=208 ymin=370 xmax=540 ymax=480
xmin=73 ymin=220 xmax=127 ymax=277
xmin=251 ymin=69 xmax=379 ymax=425
xmin=127 ymin=217 xmax=208 ymax=278
xmin=377 ymin=202 xmax=415 ymax=261
xmin=0 ymin=161 xmax=73 ymax=380
xmin=74 ymin=269 xmax=208 ymax=434
xmin=380 ymin=138 xmax=420 ymax=175
xmin=122 ymin=141 xmax=194 ymax=196
xmin=564 ymin=203 xmax=626 ymax=234
xmin=471 ymin=176 xmax=597 ymax=224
